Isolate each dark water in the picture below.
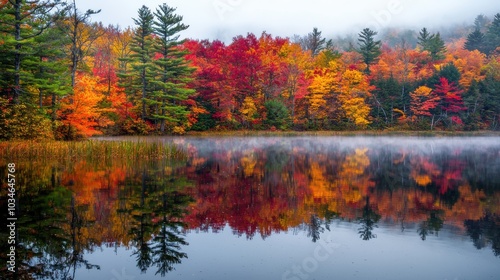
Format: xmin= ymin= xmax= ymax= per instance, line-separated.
xmin=1 ymin=136 xmax=500 ymax=280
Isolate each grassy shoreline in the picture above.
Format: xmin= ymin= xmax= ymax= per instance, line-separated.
xmin=0 ymin=140 xmax=186 ymax=162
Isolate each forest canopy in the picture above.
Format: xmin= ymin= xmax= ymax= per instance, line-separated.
xmin=1 ymin=1 xmax=500 ymax=139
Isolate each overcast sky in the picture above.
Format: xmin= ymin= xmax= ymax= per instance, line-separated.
xmin=78 ymin=0 xmax=498 ymax=42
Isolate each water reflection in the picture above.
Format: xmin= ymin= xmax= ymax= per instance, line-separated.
xmin=0 ymin=159 xmax=192 ymax=279
xmin=1 ymin=136 xmax=500 ymax=279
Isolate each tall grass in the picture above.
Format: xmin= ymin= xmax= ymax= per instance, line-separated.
xmin=0 ymin=140 xmax=186 ymax=163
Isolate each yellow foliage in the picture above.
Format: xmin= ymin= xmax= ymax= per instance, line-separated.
xmin=172 ymin=126 xmax=186 ymax=135
xmin=393 ymin=108 xmax=406 ymax=121
xmin=240 ymin=96 xmax=258 ymax=122
xmin=307 ymin=69 xmax=336 ymax=119
xmin=240 ymin=152 xmax=257 ymax=177
xmin=444 ymin=43 xmax=486 ymax=89
xmin=412 ymin=86 xmax=433 ymax=97
xmin=339 ymin=70 xmax=372 ymax=126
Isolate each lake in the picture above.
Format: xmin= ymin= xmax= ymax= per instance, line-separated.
xmin=2 ymin=136 xmax=500 ymax=279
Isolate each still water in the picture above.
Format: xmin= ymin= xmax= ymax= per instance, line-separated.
xmin=2 ymin=136 xmax=500 ymax=279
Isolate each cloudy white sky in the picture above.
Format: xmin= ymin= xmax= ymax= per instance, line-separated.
xmin=79 ymin=0 xmax=498 ymax=42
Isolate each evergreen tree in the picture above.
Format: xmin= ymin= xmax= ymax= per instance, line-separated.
xmin=465 ymin=28 xmax=486 ymax=53
xmin=479 ymin=75 xmax=500 ymax=130
xmin=308 ymin=27 xmax=326 ymax=56
xmin=357 ymin=28 xmax=381 ymax=73
xmin=0 ymin=0 xmax=62 ymax=104
xmin=29 ymin=25 xmax=71 ymax=123
xmin=418 ymin=28 xmax=446 ymax=61
xmin=428 ymin=33 xmax=446 ymax=61
xmin=264 ymin=100 xmax=290 ymax=129
xmin=438 ymin=63 xmax=461 ymax=85
xmin=417 ymin=27 xmax=432 ymax=49
xmin=474 ymin=14 xmax=490 ymax=32
xmin=485 ymin=13 xmax=500 ymax=55
xmin=150 ymin=3 xmax=195 ymax=133
xmin=125 ymin=5 xmax=155 ymax=121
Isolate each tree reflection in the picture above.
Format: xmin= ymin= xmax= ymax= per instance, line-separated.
xmin=464 ymin=213 xmax=500 ymax=257
xmin=151 ymin=192 xmax=191 ymax=276
xmin=0 ymin=165 xmax=100 ymax=280
xmin=418 ymin=210 xmax=444 ymax=241
xmin=357 ymin=197 xmax=381 ymax=241
xmin=125 ymin=165 xmax=193 ymax=276
xmin=306 ymin=214 xmax=325 ymax=242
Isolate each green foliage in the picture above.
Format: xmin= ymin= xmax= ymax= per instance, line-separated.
xmin=485 ymin=13 xmax=500 ymax=54
xmin=149 ymin=4 xmax=195 ymax=132
xmin=191 ymin=101 xmax=216 ymax=131
xmin=119 ymin=4 xmax=196 ymax=134
xmin=357 ymin=28 xmax=381 ymax=73
xmin=0 ymin=0 xmax=63 ymax=103
xmin=264 ymin=100 xmax=290 ymax=129
xmin=418 ymin=28 xmax=446 ymax=60
xmin=417 ymin=27 xmax=432 ymax=48
xmin=308 ymin=27 xmax=326 ymax=56
xmin=465 ymin=28 xmax=487 ymax=53
xmin=124 ymin=5 xmax=155 ymax=121
xmin=370 ymin=77 xmax=406 ymax=127
xmin=438 ymin=63 xmax=461 ymax=85
xmin=478 ymin=76 xmax=500 ymax=130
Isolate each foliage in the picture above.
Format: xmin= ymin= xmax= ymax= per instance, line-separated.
xmin=357 ymin=28 xmax=381 ymax=73
xmin=264 ymin=99 xmax=290 ymax=129
xmin=0 ymin=97 xmax=54 ymax=140
xmin=149 ymin=3 xmax=196 ymax=133
xmin=1 ymin=5 xmax=500 ymax=137
xmin=57 ymin=73 xmax=113 ymax=140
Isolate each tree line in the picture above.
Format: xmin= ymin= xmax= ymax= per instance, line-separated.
xmin=1 ymin=1 xmax=500 ymax=139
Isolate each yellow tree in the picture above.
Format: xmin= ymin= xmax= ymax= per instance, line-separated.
xmin=338 ymin=69 xmax=372 ymax=126
xmin=307 ymin=68 xmax=334 ymax=121
xmin=240 ymin=96 xmax=258 ymax=128
xmin=306 ymin=58 xmax=345 ymax=126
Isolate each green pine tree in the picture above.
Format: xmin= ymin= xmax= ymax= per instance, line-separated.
xmin=29 ymin=25 xmax=71 ymax=124
xmin=0 ymin=0 xmax=62 ymax=104
xmin=465 ymin=28 xmax=486 ymax=53
xmin=357 ymin=28 xmax=381 ymax=73
xmin=150 ymin=3 xmax=195 ymax=133
xmin=417 ymin=27 xmax=432 ymax=49
xmin=126 ymin=5 xmax=155 ymax=121
xmin=485 ymin=13 xmax=500 ymax=55
xmin=308 ymin=27 xmax=326 ymax=56
xmin=428 ymin=33 xmax=446 ymax=61
xmin=418 ymin=28 xmax=446 ymax=61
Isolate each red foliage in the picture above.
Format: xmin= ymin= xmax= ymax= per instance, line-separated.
xmin=434 ymin=77 xmax=465 ymax=114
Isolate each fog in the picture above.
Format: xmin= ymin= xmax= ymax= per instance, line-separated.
xmin=98 ymin=136 xmax=500 ymax=157
xmin=79 ymin=0 xmax=498 ymax=43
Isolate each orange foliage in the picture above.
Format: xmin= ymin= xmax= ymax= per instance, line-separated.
xmin=444 ymin=42 xmax=486 ymax=89
xmin=58 ymin=73 xmax=113 ymax=138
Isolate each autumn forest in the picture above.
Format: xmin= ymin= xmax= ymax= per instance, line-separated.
xmin=1 ymin=1 xmax=500 ymax=140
